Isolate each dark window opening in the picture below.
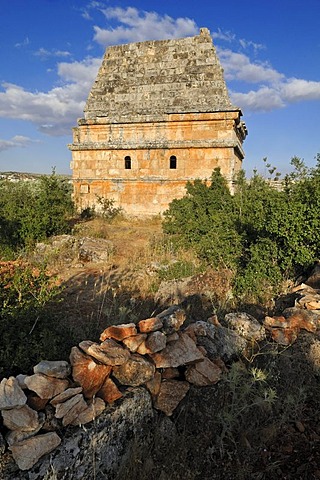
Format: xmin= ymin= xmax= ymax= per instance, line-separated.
xmin=125 ymin=156 xmax=131 ymax=169
xmin=170 ymin=155 xmax=177 ymax=169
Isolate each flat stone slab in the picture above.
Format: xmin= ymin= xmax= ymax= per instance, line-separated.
xmin=72 ymin=398 xmax=106 ymax=426
xmin=100 ymin=323 xmax=137 ymax=342
xmin=55 ymin=394 xmax=88 ymax=426
xmin=2 ymin=405 xmax=39 ymax=431
xmin=33 ymin=360 xmax=71 ymax=379
xmin=50 ymin=387 xmax=83 ymax=406
xmin=24 ymin=374 xmax=69 ymax=400
xmin=122 ymin=334 xmax=147 ymax=352
xmin=9 ymin=432 xmax=61 ymax=470
xmin=79 ymin=339 xmax=130 ymax=365
xmin=138 ymin=317 xmax=163 ymax=333
xmin=0 ymin=377 xmax=27 ymax=410
xmin=150 ymin=332 xmax=204 ymax=368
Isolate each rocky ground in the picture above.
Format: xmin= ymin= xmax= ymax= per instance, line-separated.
xmin=2 ymin=218 xmax=320 ymax=479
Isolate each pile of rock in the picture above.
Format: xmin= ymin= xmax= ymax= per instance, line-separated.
xmin=2 ymin=281 xmax=320 ymax=472
xmin=263 ymin=283 xmax=320 ymax=345
xmin=0 ymin=306 xmax=231 ymax=471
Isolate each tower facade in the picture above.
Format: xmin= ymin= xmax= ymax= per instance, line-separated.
xmin=69 ymin=28 xmax=247 ymax=215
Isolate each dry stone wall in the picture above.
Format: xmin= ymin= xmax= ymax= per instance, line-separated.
xmin=2 ymin=281 xmax=320 ymax=476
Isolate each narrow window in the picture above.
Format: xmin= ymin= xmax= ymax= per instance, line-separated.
xmin=125 ymin=156 xmax=131 ymax=169
xmin=170 ymin=155 xmax=177 ymax=169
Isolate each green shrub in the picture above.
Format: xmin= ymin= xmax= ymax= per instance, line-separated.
xmin=0 ymin=170 xmax=74 ymax=257
xmin=163 ymin=156 xmax=320 ymax=302
xmin=0 ymin=262 xmax=73 ymax=377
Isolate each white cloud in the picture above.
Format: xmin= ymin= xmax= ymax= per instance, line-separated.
xmin=281 ymin=78 xmax=320 ymax=102
xmin=219 ymin=49 xmax=284 ymax=84
xmin=15 ymin=37 xmax=30 ymax=48
xmin=0 ymin=57 xmax=100 ymax=136
xmin=0 ymin=135 xmax=38 ymax=152
xmin=93 ymin=6 xmax=198 ymax=45
xmin=34 ymin=48 xmax=72 ymax=59
xmin=230 ymin=87 xmax=285 ymax=112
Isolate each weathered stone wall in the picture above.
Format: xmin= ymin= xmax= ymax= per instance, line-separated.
xmin=69 ymin=28 xmax=247 ymax=216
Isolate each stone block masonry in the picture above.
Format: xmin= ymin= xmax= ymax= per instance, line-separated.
xmin=69 ymin=28 xmax=247 ymax=216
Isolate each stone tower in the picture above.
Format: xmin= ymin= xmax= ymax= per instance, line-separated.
xmin=69 ymin=28 xmax=247 ymax=215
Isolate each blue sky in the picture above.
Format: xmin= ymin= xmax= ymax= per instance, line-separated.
xmin=0 ymin=0 xmax=319 ymax=176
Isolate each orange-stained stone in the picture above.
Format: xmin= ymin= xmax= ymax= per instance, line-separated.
xmin=122 ymin=334 xmax=147 ymax=352
xmin=70 ymin=347 xmax=112 ymax=398
xmin=100 ymin=323 xmax=137 ymax=342
xmin=97 ymin=377 xmax=123 ymax=404
xmin=138 ymin=317 xmax=163 ymax=333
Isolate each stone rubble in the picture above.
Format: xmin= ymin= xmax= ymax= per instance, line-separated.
xmin=2 ymin=281 xmax=320 ymax=472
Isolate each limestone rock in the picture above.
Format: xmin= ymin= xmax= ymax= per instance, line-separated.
xmin=55 ymin=394 xmax=88 ymax=426
xmin=122 ymin=333 xmax=147 ymax=352
xmin=145 ymin=371 xmax=162 ymax=398
xmin=100 ymin=323 xmax=137 ymax=342
xmin=33 ymin=360 xmax=71 ymax=379
xmin=0 ymin=377 xmax=27 ymax=410
xmin=138 ymin=317 xmax=163 ymax=333
xmin=113 ymin=354 xmax=155 ymax=386
xmin=150 ymin=332 xmax=204 ymax=368
xmin=154 ymin=380 xmax=190 ymax=416
xmin=9 ymin=432 xmax=61 ymax=471
xmin=78 ymin=237 xmax=113 ymax=263
xmin=72 ymin=397 xmax=105 ymax=426
xmin=6 ymin=413 xmax=45 ymax=446
xmin=137 ymin=331 xmax=167 ymax=355
xmin=70 ymin=346 xmax=112 ymax=398
xmin=189 ymin=321 xmax=247 ymax=362
xmin=50 ymin=386 xmax=83 ymax=406
xmin=185 ymin=357 xmax=223 ymax=386
xmin=97 ymin=377 xmax=123 ymax=404
xmin=16 ymin=374 xmax=28 ymax=389
xmin=79 ymin=339 xmax=130 ymax=365
xmin=166 ymin=332 xmax=179 ymax=343
xmin=24 ymin=374 xmax=69 ymax=400
xmin=145 ymin=331 xmax=167 ymax=353
xmin=158 ymin=306 xmax=186 ymax=334
xmin=224 ymin=312 xmax=266 ymax=342
xmin=2 ymin=404 xmax=39 ymax=431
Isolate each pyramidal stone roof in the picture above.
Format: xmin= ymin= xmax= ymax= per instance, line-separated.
xmin=83 ymin=28 xmax=238 ymax=123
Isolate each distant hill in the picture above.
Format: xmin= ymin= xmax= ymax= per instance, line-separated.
xmin=0 ymin=171 xmax=72 ymax=182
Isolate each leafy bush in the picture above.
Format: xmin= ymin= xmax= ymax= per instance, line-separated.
xmin=0 ymin=262 xmax=73 ymax=377
xmin=0 ymin=170 xmax=74 ymax=257
xmin=163 ymin=158 xmax=320 ymax=301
